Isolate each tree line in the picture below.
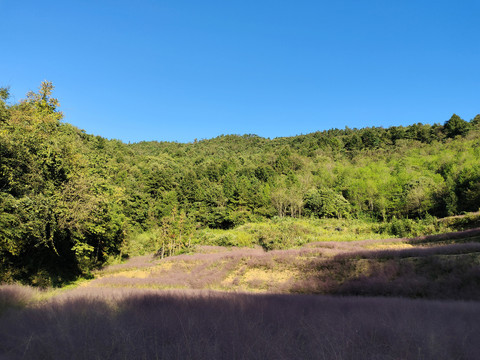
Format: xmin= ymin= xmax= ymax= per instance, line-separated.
xmin=1 ymin=82 xmax=479 ymax=285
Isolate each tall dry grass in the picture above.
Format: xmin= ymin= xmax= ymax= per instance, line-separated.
xmin=2 ymin=230 xmax=479 ymax=359
xmin=0 ymin=284 xmax=38 ymax=315
xmin=90 ymin=230 xmax=480 ymax=300
xmin=0 ymin=289 xmax=478 ymax=360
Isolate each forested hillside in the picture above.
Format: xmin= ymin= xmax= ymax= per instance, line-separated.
xmin=1 ymin=82 xmax=479 ymax=285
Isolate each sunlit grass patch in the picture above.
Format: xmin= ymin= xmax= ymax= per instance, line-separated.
xmin=107 ymin=269 xmax=153 ymax=279
xmin=98 ymin=255 xmax=158 ymax=274
xmin=85 ymin=278 xmax=191 ymax=291
xmin=243 ymin=268 xmax=299 ymax=287
xmin=216 ymin=256 xmax=302 ymax=292
xmin=365 ymin=243 xmax=415 ymax=250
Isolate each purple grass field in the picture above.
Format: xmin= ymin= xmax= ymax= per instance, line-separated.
xmin=1 ymin=287 xmax=479 ymax=360
xmin=1 ymin=229 xmax=479 ymax=359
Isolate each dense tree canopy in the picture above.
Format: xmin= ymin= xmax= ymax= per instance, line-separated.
xmin=1 ymin=82 xmax=479 ymax=285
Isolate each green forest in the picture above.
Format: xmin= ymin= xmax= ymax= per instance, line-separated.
xmin=1 ymin=82 xmax=480 ymax=286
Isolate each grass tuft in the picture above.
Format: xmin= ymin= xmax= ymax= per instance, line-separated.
xmin=0 ymin=284 xmax=38 ymax=315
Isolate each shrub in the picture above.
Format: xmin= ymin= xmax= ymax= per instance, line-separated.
xmin=304 ymin=188 xmax=352 ymax=218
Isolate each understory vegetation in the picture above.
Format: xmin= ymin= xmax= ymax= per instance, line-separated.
xmin=1 ymin=81 xmax=480 ymax=285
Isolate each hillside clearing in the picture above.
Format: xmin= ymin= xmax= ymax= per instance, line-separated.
xmin=79 ymin=227 xmax=480 ymax=299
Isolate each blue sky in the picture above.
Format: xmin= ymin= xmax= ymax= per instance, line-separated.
xmin=1 ymin=0 xmax=479 ymax=143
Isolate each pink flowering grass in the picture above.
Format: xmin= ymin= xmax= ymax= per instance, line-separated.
xmin=0 ymin=284 xmax=38 ymax=315
xmin=88 ymin=229 xmax=480 ymax=300
xmin=0 ymin=289 xmax=478 ymax=360
xmin=1 ymin=230 xmax=479 ymax=359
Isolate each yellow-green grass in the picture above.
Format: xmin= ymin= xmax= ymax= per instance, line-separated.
xmin=79 ymin=226 xmax=480 ymax=299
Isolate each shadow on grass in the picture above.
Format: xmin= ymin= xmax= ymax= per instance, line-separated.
xmin=0 ymin=288 xmax=479 ymax=360
xmin=90 ymin=229 xmax=480 ymax=298
xmin=296 ymin=241 xmax=480 ymax=300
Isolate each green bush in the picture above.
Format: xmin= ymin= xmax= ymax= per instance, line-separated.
xmin=304 ymin=188 xmax=352 ymax=219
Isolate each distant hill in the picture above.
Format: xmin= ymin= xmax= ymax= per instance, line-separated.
xmin=1 ymin=82 xmax=479 ymax=285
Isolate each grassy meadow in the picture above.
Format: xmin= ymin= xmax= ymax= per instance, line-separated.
xmin=1 ymin=223 xmax=480 ymax=359
xmin=1 ymin=287 xmax=479 ymax=360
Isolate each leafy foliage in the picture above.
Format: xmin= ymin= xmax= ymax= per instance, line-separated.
xmin=304 ymin=188 xmax=351 ymax=218
xmin=444 ymin=113 xmax=470 ymax=138
xmin=1 ymin=82 xmax=479 ymax=285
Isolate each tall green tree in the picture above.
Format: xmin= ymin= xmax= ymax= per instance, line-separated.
xmin=444 ymin=114 xmax=470 ymax=138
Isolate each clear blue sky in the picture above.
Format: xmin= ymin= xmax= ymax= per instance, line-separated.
xmin=1 ymin=0 xmax=479 ymax=143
